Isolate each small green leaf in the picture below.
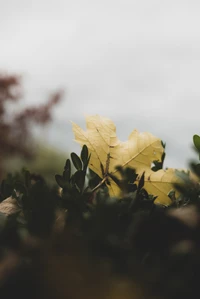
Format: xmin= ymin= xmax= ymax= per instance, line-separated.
xmin=71 ymin=153 xmax=82 ymax=170
xmin=81 ymin=145 xmax=88 ymax=166
xmin=55 ymin=174 xmax=65 ymax=188
xmin=193 ymin=134 xmax=200 ymax=153
xmin=83 ymin=154 xmax=91 ymax=173
xmin=63 ymin=159 xmax=71 ymax=181
xmin=161 ymin=140 xmax=166 ymax=149
xmin=137 ymin=172 xmax=145 ymax=192
xmin=73 ymin=170 xmax=86 ymax=193
xmin=124 ymin=167 xmax=137 ymax=183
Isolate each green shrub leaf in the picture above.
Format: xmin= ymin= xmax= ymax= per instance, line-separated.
xmin=71 ymin=153 xmax=82 ymax=170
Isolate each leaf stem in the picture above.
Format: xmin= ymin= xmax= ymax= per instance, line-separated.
xmin=91 ymin=176 xmax=107 ymax=193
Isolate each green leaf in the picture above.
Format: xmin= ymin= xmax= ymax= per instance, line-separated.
xmin=63 ymin=159 xmax=71 ymax=181
xmin=81 ymin=145 xmax=89 ymax=166
xmin=161 ymin=140 xmax=166 ymax=149
xmin=193 ymin=135 xmax=200 ymax=158
xmin=137 ymin=172 xmax=145 ymax=192
xmin=71 ymin=152 xmax=82 ymax=170
xmin=73 ymin=170 xmax=86 ymax=193
xmin=55 ymin=174 xmax=65 ymax=188
xmin=124 ymin=167 xmax=137 ymax=183
xmin=83 ymin=154 xmax=91 ymax=173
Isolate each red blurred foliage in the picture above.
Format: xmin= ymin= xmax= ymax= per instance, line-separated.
xmin=0 ymin=73 xmax=63 ymax=179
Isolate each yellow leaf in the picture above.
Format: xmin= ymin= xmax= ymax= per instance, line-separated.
xmin=72 ymin=115 xmax=182 ymax=204
xmin=142 ymin=168 xmax=182 ymax=205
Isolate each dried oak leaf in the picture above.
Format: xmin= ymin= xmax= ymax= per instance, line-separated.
xmin=72 ymin=115 xmax=183 ymax=205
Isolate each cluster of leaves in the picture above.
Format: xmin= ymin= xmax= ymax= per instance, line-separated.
xmin=0 ymin=142 xmax=199 ymax=299
xmin=1 ymin=115 xmax=200 ymax=299
xmin=0 ymin=144 xmax=166 ymax=299
xmin=0 ymin=169 xmax=59 ymax=240
xmin=0 ymin=127 xmax=197 ymax=255
xmin=54 ymin=144 xmax=163 ymax=238
xmin=0 ymin=142 xmax=165 ymax=244
xmin=169 ymin=134 xmax=200 ymax=207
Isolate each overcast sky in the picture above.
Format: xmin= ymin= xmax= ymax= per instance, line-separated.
xmin=1 ymin=0 xmax=200 ymax=168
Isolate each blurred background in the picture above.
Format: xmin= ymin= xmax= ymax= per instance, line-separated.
xmin=1 ymin=0 xmax=200 ymax=174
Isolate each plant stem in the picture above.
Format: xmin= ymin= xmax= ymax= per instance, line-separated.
xmin=91 ymin=176 xmax=107 ymax=193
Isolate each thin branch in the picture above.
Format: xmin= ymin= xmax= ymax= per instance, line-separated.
xmin=91 ymin=176 xmax=107 ymax=193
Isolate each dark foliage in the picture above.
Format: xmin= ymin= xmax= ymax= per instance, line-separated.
xmin=0 ymin=137 xmax=200 ymax=299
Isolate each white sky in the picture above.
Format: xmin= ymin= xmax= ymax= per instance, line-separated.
xmin=1 ymin=0 xmax=200 ymax=168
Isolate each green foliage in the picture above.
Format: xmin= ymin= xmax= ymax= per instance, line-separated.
xmin=1 ymin=138 xmax=200 ymax=299
xmin=168 ymin=135 xmax=200 ymax=207
xmin=0 ymin=169 xmax=58 ymax=238
xmin=193 ymin=134 xmax=200 ymax=155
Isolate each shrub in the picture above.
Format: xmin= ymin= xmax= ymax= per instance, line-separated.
xmin=0 ymin=137 xmax=200 ymax=299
